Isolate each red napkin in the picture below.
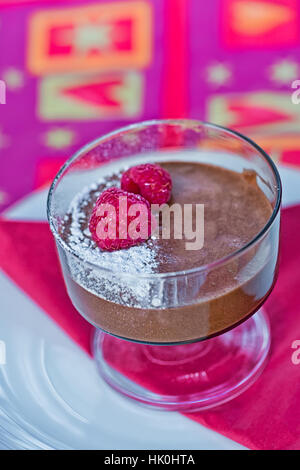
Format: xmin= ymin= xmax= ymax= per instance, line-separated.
xmin=0 ymin=220 xmax=93 ymax=354
xmin=0 ymin=206 xmax=300 ymax=450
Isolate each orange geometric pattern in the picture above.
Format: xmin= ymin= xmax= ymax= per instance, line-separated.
xmin=27 ymin=1 xmax=152 ymax=75
xmin=208 ymin=91 xmax=300 ymax=133
xmin=222 ymin=0 xmax=300 ymax=48
xmin=255 ymin=135 xmax=300 ymax=168
xmin=38 ymin=71 xmax=143 ymax=120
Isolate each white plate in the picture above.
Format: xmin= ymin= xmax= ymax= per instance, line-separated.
xmin=0 ymin=165 xmax=298 ymax=450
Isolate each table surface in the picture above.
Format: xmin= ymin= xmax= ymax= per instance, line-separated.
xmin=0 ymin=165 xmax=299 ymax=450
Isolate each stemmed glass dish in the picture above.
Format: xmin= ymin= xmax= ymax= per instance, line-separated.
xmin=47 ymin=120 xmax=281 ymax=411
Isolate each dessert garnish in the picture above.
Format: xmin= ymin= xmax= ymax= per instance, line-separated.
xmin=89 ymin=187 xmax=155 ymax=251
xmin=121 ymin=163 xmax=172 ymax=204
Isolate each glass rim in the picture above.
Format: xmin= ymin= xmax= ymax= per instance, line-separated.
xmin=47 ymin=119 xmax=282 ymax=280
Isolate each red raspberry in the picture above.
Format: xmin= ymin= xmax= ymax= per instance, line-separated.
xmin=120 ymin=169 xmax=140 ymax=194
xmin=121 ymin=163 xmax=172 ymax=204
xmin=89 ymin=187 xmax=155 ymax=251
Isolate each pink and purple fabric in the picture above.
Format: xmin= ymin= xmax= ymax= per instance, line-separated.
xmin=1 ymin=0 xmax=300 ymax=211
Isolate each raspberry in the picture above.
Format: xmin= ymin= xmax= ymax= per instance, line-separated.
xmin=120 ymin=169 xmax=140 ymax=194
xmin=121 ymin=163 xmax=172 ymax=204
xmin=89 ymin=187 xmax=155 ymax=251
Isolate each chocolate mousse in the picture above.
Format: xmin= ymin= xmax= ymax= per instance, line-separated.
xmin=59 ymin=160 xmax=276 ymax=344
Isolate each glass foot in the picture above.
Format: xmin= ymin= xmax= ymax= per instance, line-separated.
xmin=93 ymin=309 xmax=270 ymax=412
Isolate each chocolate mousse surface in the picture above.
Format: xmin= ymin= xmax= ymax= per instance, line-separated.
xmin=59 ymin=160 xmax=276 ymax=344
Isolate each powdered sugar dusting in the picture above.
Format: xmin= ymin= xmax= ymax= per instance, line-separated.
xmin=64 ymin=171 xmax=158 ymax=274
xmin=60 ymin=170 xmax=159 ymax=307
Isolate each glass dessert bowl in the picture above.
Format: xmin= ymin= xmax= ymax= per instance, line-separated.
xmin=47 ymin=120 xmax=281 ymax=411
